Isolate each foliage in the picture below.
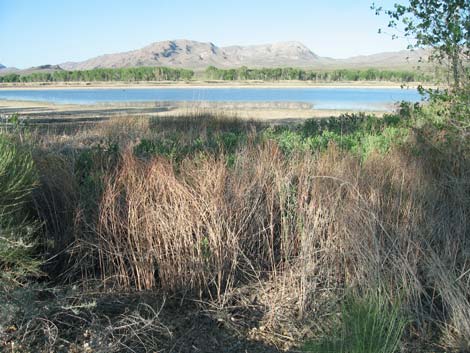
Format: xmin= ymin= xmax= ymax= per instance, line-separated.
xmin=0 ymin=66 xmax=435 ymax=83
xmin=373 ymin=0 xmax=469 ymax=88
xmin=205 ymin=66 xmax=431 ymax=82
xmin=131 ymin=113 xmax=412 ymax=162
xmin=0 ymin=66 xmax=195 ymax=83
xmin=134 ymin=129 xmax=247 ymax=162
xmin=74 ymin=143 xmax=120 ymax=215
xmin=134 ymin=114 xmax=257 ymax=161
xmin=261 ymin=113 xmax=411 ymax=158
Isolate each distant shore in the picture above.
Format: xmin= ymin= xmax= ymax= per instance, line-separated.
xmin=0 ymin=80 xmax=434 ymax=90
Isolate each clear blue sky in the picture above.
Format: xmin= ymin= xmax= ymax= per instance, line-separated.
xmin=0 ymin=0 xmax=411 ymax=69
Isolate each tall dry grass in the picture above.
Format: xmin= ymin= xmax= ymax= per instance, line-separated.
xmin=26 ymin=114 xmax=470 ymax=351
xmin=99 ymin=141 xmax=466 ymax=345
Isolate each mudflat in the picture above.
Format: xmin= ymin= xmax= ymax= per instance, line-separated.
xmin=0 ymin=99 xmax=387 ymax=126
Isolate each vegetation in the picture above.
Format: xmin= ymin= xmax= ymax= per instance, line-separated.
xmin=0 ymin=140 xmax=39 ymax=290
xmin=0 ymin=134 xmax=39 ymax=288
xmin=376 ymin=0 xmax=470 ymax=153
xmin=303 ymin=292 xmax=407 ymax=353
xmin=374 ymin=0 xmax=469 ymax=89
xmin=205 ymin=66 xmax=431 ymax=82
xmin=0 ymin=66 xmax=195 ymax=83
xmin=0 ymin=95 xmax=468 ymax=351
xmin=0 ymin=66 xmax=434 ymax=83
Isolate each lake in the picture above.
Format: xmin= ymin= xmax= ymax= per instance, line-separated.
xmin=0 ymin=87 xmax=423 ymax=111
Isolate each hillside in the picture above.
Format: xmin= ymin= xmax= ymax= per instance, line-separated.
xmin=60 ymin=40 xmax=326 ymax=70
xmin=334 ymin=49 xmax=429 ymax=69
xmin=59 ymin=39 xmax=428 ymax=71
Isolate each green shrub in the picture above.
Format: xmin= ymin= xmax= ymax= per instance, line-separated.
xmin=303 ymin=292 xmax=407 ymax=353
xmin=354 ymin=127 xmax=411 ymax=158
xmin=269 ymin=129 xmax=307 ymax=153
xmin=306 ymin=130 xmax=347 ymax=151
xmin=0 ymin=135 xmax=40 ymax=287
xmin=74 ymin=145 xmax=120 ymax=215
xmin=134 ymin=131 xmax=247 ymax=162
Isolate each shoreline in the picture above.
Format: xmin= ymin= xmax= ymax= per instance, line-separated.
xmin=0 ymin=99 xmax=389 ymax=121
xmin=0 ymin=98 xmax=396 ymax=113
xmin=0 ymin=80 xmax=433 ymax=90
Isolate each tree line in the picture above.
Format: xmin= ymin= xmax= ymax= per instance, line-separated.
xmin=0 ymin=65 xmax=433 ymax=83
xmin=204 ymin=66 xmax=431 ymax=82
xmin=0 ymin=66 xmax=195 ymax=83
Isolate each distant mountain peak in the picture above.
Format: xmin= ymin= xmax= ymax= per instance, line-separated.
xmin=32 ymin=64 xmax=62 ymax=70
xmin=0 ymin=64 xmax=5 ymax=70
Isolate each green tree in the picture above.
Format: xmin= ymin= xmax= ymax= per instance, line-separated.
xmin=373 ymin=0 xmax=469 ymax=88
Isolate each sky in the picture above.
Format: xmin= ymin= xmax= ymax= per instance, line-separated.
xmin=0 ymin=0 xmax=412 ymax=69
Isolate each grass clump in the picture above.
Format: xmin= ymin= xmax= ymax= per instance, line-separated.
xmin=304 ymin=292 xmax=407 ymax=353
xmin=0 ymin=134 xmax=40 ymax=287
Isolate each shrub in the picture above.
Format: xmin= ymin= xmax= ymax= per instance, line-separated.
xmin=355 ymin=127 xmax=410 ymax=157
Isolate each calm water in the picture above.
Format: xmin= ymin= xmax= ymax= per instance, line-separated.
xmin=0 ymin=87 xmax=423 ymax=111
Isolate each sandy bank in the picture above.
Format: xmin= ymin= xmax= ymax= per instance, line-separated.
xmin=0 ymin=80 xmax=433 ymax=90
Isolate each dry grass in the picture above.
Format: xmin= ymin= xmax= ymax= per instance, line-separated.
xmin=81 ymin=137 xmax=468 ymax=350
xmin=8 ymin=113 xmax=469 ymax=351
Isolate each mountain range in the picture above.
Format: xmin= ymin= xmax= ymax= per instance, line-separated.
xmin=2 ymin=39 xmax=429 ymax=74
xmin=61 ymin=40 xmax=325 ymax=70
xmin=61 ymin=39 xmax=427 ymax=71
